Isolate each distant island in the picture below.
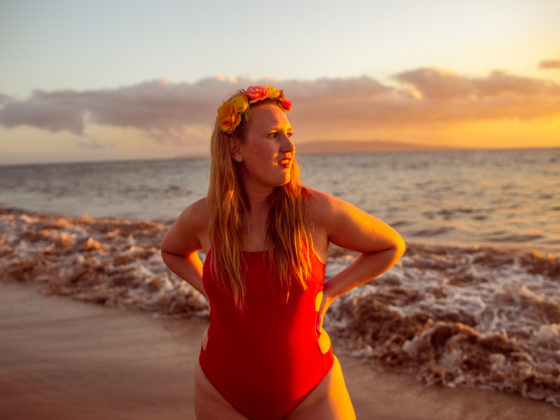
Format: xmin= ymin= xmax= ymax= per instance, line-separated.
xmin=171 ymin=139 xmax=456 ymax=160
xmin=295 ymin=139 xmax=454 ymax=155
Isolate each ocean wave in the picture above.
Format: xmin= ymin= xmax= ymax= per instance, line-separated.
xmin=409 ymin=226 xmax=457 ymax=237
xmin=0 ymin=206 xmax=208 ymax=318
xmin=486 ymin=233 xmax=545 ymax=243
xmin=1 ymin=206 xmax=559 ymax=407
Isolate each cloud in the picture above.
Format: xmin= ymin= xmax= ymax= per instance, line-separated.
xmin=0 ymin=94 xmax=12 ymax=105
xmin=73 ymin=136 xmax=116 ymax=150
xmin=390 ymin=67 xmax=560 ymax=122
xmin=0 ymin=76 xmax=257 ymax=140
xmin=0 ymin=90 xmax=86 ymax=133
xmin=539 ymin=59 xmax=560 ymax=69
xmin=1 ymin=69 xmax=559 ymax=143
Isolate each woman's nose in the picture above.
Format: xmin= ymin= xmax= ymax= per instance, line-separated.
xmin=280 ymin=132 xmax=295 ymax=153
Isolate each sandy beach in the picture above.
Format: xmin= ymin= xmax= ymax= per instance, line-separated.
xmin=1 ymin=280 xmax=558 ymax=420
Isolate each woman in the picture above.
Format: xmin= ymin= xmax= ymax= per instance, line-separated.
xmin=161 ymin=85 xmax=405 ymax=419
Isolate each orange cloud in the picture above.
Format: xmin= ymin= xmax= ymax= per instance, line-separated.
xmin=0 ymin=69 xmax=559 ymax=147
xmin=539 ymin=59 xmax=560 ymax=69
xmin=388 ymin=68 xmax=560 ymax=123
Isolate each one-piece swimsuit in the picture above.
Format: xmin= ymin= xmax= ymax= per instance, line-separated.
xmin=199 ymin=245 xmax=334 ymax=420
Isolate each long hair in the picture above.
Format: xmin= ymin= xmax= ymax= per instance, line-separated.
xmin=207 ymin=94 xmax=313 ymax=312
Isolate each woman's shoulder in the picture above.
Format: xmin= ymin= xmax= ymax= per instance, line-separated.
xmin=175 ymin=197 xmax=210 ymax=231
xmin=161 ymin=197 xmax=209 ymax=255
xmin=189 ymin=196 xmax=209 ymax=213
xmin=305 ymin=187 xmax=368 ymax=229
xmin=306 ymin=187 xmax=345 ymax=206
xmin=305 ymin=187 xmax=339 ymax=223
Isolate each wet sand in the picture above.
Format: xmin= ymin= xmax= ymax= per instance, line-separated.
xmin=3 ymin=207 xmax=560 ymax=406
xmin=1 ymin=281 xmax=558 ymax=420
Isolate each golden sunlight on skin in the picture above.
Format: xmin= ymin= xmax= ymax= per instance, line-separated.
xmin=286 ymin=356 xmax=355 ymax=420
xmin=315 ymin=291 xmax=332 ymax=354
xmin=231 ymin=103 xmax=295 ymax=189
xmin=317 ymin=329 xmax=332 ymax=355
xmin=315 ymin=291 xmax=323 ymax=311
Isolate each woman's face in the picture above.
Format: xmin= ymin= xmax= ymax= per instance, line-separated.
xmin=231 ymin=102 xmax=295 ymax=189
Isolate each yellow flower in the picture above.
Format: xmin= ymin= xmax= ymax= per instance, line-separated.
xmin=229 ymin=94 xmax=249 ymax=114
xmin=266 ymin=86 xmax=282 ymax=99
xmin=216 ymin=101 xmax=241 ymax=134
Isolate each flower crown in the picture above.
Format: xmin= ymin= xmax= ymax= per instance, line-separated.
xmin=216 ymin=85 xmax=292 ymax=134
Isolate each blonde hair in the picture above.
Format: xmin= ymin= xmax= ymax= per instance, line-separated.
xmin=207 ymin=95 xmax=313 ymax=312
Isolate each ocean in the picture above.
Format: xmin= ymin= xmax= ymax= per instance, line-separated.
xmin=1 ymin=147 xmax=559 ymax=407
xmin=1 ymin=148 xmax=559 ymax=251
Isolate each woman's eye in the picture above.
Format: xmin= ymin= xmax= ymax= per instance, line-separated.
xmin=268 ymin=131 xmax=293 ymax=139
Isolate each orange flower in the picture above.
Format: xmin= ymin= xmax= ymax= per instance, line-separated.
xmin=216 ymin=85 xmax=292 ymax=133
xmin=216 ymin=101 xmax=241 ymax=134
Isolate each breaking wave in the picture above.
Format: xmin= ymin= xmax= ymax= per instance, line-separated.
xmin=1 ymin=207 xmax=559 ymax=407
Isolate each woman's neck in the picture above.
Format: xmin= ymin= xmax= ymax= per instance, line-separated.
xmin=241 ymin=178 xmax=273 ymax=214
xmin=240 ymin=178 xmax=273 ymax=251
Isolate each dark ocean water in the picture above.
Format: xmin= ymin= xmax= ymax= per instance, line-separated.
xmin=1 ymin=148 xmax=559 ymax=252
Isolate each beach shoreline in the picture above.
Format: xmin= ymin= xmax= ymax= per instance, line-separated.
xmin=2 ymin=205 xmax=560 ymax=411
xmin=1 ymin=280 xmax=559 ymax=420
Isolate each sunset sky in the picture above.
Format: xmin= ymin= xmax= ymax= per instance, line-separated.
xmin=1 ymin=0 xmax=559 ymax=164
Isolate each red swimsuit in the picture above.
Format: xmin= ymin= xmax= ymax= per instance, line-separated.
xmin=199 ymin=246 xmax=334 ymax=420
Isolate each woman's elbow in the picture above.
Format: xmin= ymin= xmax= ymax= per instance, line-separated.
xmin=160 ymin=248 xmax=170 ymax=265
xmin=381 ymin=232 xmax=405 ymax=261
xmin=160 ymin=234 xmax=179 ymax=259
xmin=393 ymin=236 xmax=406 ymax=260
xmin=160 ymin=247 xmax=178 ymax=265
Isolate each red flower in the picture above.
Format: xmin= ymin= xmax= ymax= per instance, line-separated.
xmin=276 ymin=91 xmax=292 ymax=111
xmin=243 ymin=85 xmax=271 ymax=103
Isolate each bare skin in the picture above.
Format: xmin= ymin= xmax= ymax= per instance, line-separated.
xmin=161 ymin=103 xmax=406 ymax=419
xmin=194 ymin=352 xmax=354 ymax=420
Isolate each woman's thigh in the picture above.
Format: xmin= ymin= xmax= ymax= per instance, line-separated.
xmin=286 ymin=355 xmax=356 ymax=420
xmin=194 ymin=354 xmax=355 ymax=420
xmin=194 ymin=360 xmax=249 ymax=420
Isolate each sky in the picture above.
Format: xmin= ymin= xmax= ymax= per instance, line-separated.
xmin=0 ymin=0 xmax=559 ymax=164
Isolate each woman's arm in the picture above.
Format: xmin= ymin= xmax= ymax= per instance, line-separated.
xmin=312 ymin=190 xmax=406 ymax=332
xmin=160 ymin=198 xmax=208 ymax=299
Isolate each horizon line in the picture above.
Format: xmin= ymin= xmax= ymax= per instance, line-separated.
xmin=1 ymin=144 xmax=559 ymax=167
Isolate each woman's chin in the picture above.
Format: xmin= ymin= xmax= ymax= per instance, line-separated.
xmin=278 ymin=174 xmax=291 ymax=186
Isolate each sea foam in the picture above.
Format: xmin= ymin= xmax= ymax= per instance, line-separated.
xmin=1 ymin=207 xmax=559 ymax=407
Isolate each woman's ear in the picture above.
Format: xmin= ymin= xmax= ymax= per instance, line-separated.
xmin=230 ymin=137 xmax=243 ymax=162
